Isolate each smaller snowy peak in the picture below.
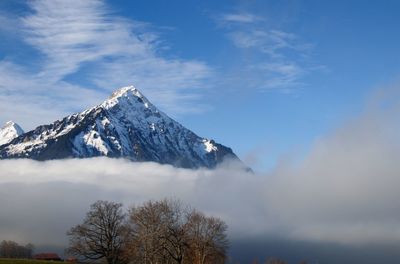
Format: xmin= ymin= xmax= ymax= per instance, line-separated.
xmin=0 ymin=121 xmax=24 ymax=146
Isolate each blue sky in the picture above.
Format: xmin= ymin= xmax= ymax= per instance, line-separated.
xmin=1 ymin=0 xmax=400 ymax=171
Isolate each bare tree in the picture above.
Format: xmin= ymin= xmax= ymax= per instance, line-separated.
xmin=126 ymin=199 xmax=229 ymax=264
xmin=126 ymin=199 xmax=189 ymax=264
xmin=185 ymin=210 xmax=229 ymax=264
xmin=66 ymin=200 xmax=127 ymax=264
xmin=160 ymin=200 xmax=188 ymax=264
xmin=126 ymin=200 xmax=165 ymax=263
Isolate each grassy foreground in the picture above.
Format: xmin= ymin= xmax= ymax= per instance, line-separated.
xmin=0 ymin=259 xmax=63 ymax=264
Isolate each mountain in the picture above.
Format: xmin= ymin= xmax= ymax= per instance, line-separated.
xmin=0 ymin=86 xmax=241 ymax=169
xmin=0 ymin=121 xmax=24 ymax=146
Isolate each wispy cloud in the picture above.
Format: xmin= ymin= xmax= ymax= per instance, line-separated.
xmin=219 ymin=12 xmax=262 ymax=24
xmin=228 ymin=29 xmax=303 ymax=57
xmin=217 ymin=12 xmax=315 ymax=91
xmin=0 ymin=0 xmax=212 ymax=129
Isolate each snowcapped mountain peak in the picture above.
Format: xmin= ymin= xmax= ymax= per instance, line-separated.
xmin=102 ymin=85 xmax=152 ymax=110
xmin=0 ymin=121 xmax=24 ymax=146
xmin=109 ymin=85 xmax=140 ymax=99
xmin=0 ymin=86 xmax=243 ymax=169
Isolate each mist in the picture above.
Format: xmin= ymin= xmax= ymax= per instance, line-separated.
xmin=1 ymin=91 xmax=400 ymax=263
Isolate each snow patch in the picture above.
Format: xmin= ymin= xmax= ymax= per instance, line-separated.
xmin=83 ymin=130 xmax=110 ymax=155
xmin=203 ymin=139 xmax=217 ymax=152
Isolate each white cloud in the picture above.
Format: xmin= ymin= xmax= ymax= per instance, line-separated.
xmin=217 ymin=11 xmax=315 ymax=91
xmin=0 ymin=0 xmax=212 ymax=130
xmin=228 ymin=29 xmax=298 ymax=56
xmin=253 ymin=62 xmax=305 ymax=89
xmin=220 ymin=13 xmax=262 ymax=23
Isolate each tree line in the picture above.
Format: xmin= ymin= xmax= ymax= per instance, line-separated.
xmin=66 ymin=199 xmax=229 ymax=264
xmin=0 ymin=240 xmax=34 ymax=259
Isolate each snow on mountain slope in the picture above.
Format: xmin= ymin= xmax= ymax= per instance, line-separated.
xmin=0 ymin=121 xmax=24 ymax=146
xmin=0 ymin=86 xmax=241 ymax=169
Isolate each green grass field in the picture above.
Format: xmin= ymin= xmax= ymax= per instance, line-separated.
xmin=0 ymin=259 xmax=63 ymax=264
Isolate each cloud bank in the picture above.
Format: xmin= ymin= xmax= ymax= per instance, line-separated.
xmin=0 ymin=92 xmax=399 ymax=262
